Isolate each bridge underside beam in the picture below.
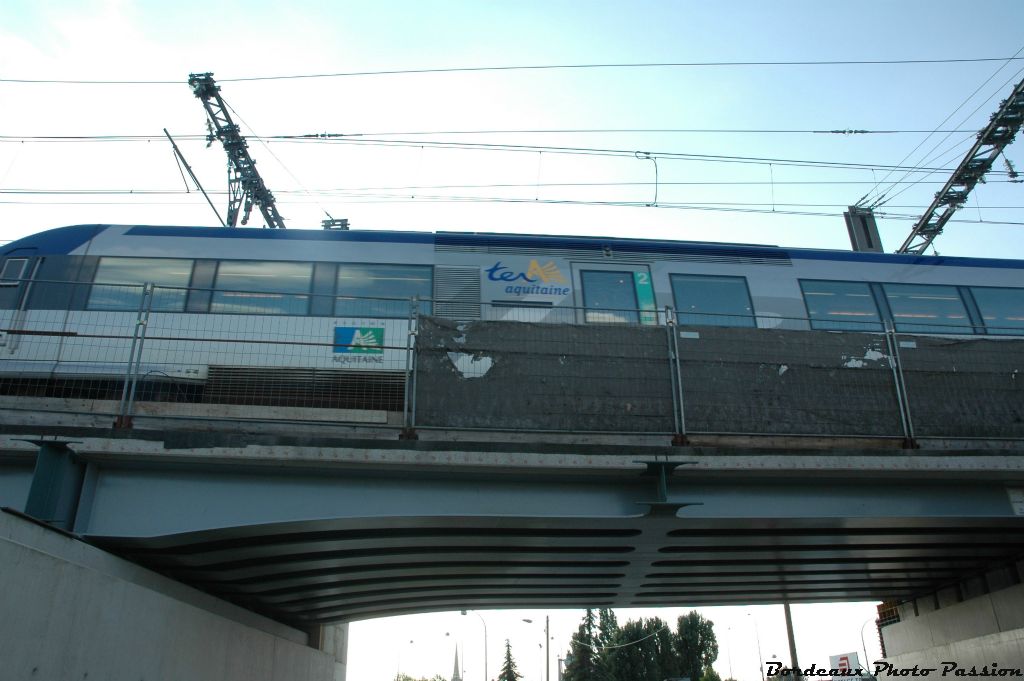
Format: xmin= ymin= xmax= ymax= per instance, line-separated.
xmin=4 ymin=435 xmax=1024 ymax=626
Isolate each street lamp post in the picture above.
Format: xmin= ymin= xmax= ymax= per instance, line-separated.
xmin=748 ymin=612 xmax=765 ymax=681
xmin=521 ymin=616 xmax=550 ymax=681
xmin=726 ymin=626 xmax=734 ymax=680
xmin=860 ymin=618 xmax=876 ymax=668
xmin=463 ymin=610 xmax=488 ymax=681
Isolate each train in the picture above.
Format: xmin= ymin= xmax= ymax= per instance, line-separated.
xmin=1 ymin=224 xmax=1022 ymax=407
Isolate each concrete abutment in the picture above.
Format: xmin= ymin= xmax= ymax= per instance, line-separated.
xmin=0 ymin=510 xmax=346 ymax=681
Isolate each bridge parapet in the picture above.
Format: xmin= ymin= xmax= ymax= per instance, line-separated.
xmin=1 ymin=294 xmax=1021 ymax=446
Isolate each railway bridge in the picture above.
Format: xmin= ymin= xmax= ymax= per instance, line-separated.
xmin=2 ymin=313 xmax=1024 ymax=680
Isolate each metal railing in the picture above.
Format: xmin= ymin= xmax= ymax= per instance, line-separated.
xmin=1 ymin=281 xmax=1022 ymax=441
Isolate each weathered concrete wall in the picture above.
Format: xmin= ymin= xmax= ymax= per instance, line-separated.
xmin=0 ymin=511 xmax=340 ymax=681
xmin=675 ymin=327 xmax=902 ymax=436
xmin=414 ymin=318 xmax=1024 ymax=439
xmin=882 ymin=579 xmax=1024 ymax=668
xmin=897 ymin=336 xmax=1024 ymax=438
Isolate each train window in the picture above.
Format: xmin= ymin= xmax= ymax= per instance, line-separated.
xmin=0 ymin=258 xmax=28 ymax=286
xmin=580 ymin=270 xmax=639 ymax=324
xmin=211 ymin=260 xmax=312 ymax=315
xmin=670 ymin=274 xmax=755 ymax=327
xmin=882 ymin=283 xmax=974 ymax=334
xmin=335 ymin=264 xmax=433 ymax=318
xmin=87 ymin=257 xmax=192 ymax=311
xmin=969 ymin=287 xmax=1024 ymax=335
xmin=800 ymin=280 xmax=884 ymax=331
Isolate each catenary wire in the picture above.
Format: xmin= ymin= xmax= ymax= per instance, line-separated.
xmin=870 ymin=65 xmax=1024 ymax=209
xmin=7 ymin=133 xmax=1010 ymax=176
xmin=3 ymin=56 xmax=1024 ymax=84
xmin=4 ymin=193 xmax=1021 ymax=226
xmin=0 ymin=129 xmax=981 ymax=141
xmin=860 ymin=46 xmax=1024 ymax=207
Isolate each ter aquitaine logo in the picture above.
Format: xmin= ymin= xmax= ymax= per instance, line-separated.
xmin=334 ymin=326 xmax=384 ymax=354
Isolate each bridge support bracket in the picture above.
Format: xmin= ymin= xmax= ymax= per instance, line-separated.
xmin=398 ymin=427 xmax=419 ymax=440
xmin=635 ymin=460 xmax=702 ymax=518
xmin=17 ymin=439 xmax=84 ymax=531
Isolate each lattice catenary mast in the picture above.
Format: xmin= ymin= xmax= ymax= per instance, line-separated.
xmin=894 ymin=75 xmax=1024 ymax=254
xmin=188 ymin=72 xmax=286 ymax=229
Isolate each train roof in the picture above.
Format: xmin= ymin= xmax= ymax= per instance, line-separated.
xmin=5 ymin=223 xmax=1024 ymax=270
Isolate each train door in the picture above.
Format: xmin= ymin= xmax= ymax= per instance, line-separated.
xmin=571 ymin=262 xmax=658 ymax=325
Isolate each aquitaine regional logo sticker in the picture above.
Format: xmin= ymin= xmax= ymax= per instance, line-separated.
xmin=333 ymin=326 xmax=384 ymax=354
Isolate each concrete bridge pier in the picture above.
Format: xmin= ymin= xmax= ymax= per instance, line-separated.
xmin=879 ymin=561 xmax=1024 ymax=669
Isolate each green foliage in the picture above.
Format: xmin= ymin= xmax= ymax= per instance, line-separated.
xmin=394 ymin=674 xmax=447 ymax=681
xmin=563 ymin=609 xmax=719 ymax=681
xmin=675 ymin=612 xmax=720 ymax=681
xmin=594 ymin=608 xmax=620 ymax=681
xmin=702 ymin=668 xmax=723 ymax=681
xmin=562 ymin=608 xmax=598 ymax=681
xmin=498 ymin=639 xmax=523 ymax=681
xmin=605 ymin=617 xmax=679 ymax=681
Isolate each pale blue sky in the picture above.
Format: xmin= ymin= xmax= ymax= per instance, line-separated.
xmin=1 ymin=2 xmax=1022 ymax=678
xmin=2 ymin=1 xmax=1023 ymax=255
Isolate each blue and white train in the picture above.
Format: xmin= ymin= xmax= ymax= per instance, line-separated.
xmin=1 ymin=224 xmax=1023 ymax=394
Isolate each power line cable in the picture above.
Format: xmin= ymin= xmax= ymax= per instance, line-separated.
xmin=861 ymin=45 xmax=1024 ymax=207
xmin=871 ymin=64 xmax=1024 ymax=210
xmin=3 ymin=56 xmax=1024 ymax=84
xmin=220 ymin=101 xmax=333 ymax=221
xmin=1 ymin=133 xmax=1013 ymax=176
xmin=874 ymin=64 xmax=1024 ymax=209
xmin=867 ymin=133 xmax=979 ymax=208
xmin=0 ymin=128 xmax=982 ymax=143
xmin=7 ymin=178 xmax=1020 ymax=195
xmin=274 ymin=135 xmax=1015 ymax=176
xmin=4 ymin=194 xmax=1022 ymax=226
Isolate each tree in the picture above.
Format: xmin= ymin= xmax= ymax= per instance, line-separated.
xmin=596 ymin=608 xmax=619 ymax=648
xmin=499 ymin=639 xmax=523 ymax=681
xmin=702 ymin=669 xmax=723 ymax=681
xmin=605 ymin=617 xmax=678 ymax=681
xmin=595 ymin=608 xmax=620 ymax=681
xmin=563 ymin=609 xmax=598 ymax=681
xmin=675 ymin=612 xmax=719 ymax=681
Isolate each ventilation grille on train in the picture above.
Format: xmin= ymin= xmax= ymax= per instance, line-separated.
xmin=434 ymin=234 xmax=792 ymax=266
xmin=204 ymin=367 xmax=404 ymax=411
xmin=433 ymin=266 xmax=481 ymax=319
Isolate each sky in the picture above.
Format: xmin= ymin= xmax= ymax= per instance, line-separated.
xmin=1 ymin=1 xmax=1023 ymax=256
xmin=2 ymin=1 xmax=1022 ymax=678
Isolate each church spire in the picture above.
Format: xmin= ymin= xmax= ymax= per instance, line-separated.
xmin=451 ymin=647 xmax=462 ymax=681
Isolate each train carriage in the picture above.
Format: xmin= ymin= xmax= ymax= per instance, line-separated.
xmin=2 ymin=224 xmax=1023 ymax=411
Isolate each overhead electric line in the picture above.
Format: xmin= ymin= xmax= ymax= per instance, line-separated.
xmin=858 ymin=46 xmax=1024 ymax=207
xmin=0 ymin=128 xmax=981 ymax=143
xmin=895 ymin=73 xmax=1024 ymax=253
xmin=6 ymin=178 xmax=1021 ymax=195
xmin=7 ymin=132 xmax=1009 ymax=176
xmin=3 ymin=56 xmax=1024 ymax=84
xmin=276 ymin=135 xmax=1017 ymax=176
xmin=4 ymin=191 xmax=1020 ymax=226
